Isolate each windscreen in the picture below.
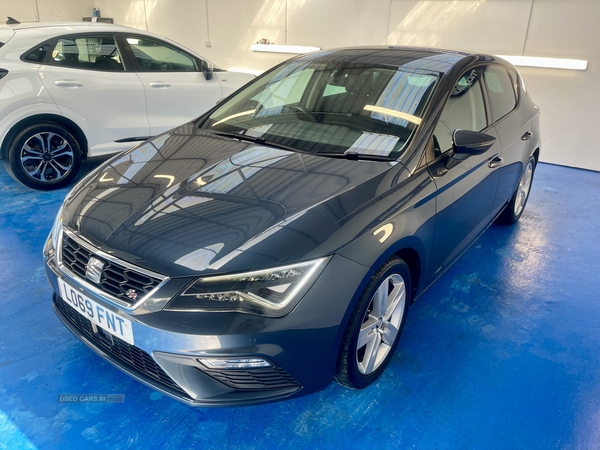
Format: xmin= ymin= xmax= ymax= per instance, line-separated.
xmin=200 ymin=59 xmax=438 ymax=158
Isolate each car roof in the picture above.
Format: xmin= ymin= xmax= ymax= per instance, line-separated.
xmin=0 ymin=21 xmax=218 ymax=67
xmin=295 ymin=46 xmax=499 ymax=74
xmin=0 ymin=21 xmax=136 ymax=34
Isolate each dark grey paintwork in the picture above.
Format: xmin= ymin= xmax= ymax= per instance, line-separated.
xmin=63 ymin=127 xmax=400 ymax=277
xmin=45 ymin=46 xmax=541 ymax=406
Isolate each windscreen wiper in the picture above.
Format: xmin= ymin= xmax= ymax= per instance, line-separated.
xmin=211 ymin=131 xmax=308 ymax=154
xmin=315 ymin=152 xmax=397 ymax=162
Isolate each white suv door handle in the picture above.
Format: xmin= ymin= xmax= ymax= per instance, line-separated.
xmin=488 ymin=156 xmax=503 ymax=169
xmin=55 ymin=80 xmax=84 ymax=88
xmin=149 ymin=82 xmax=171 ymax=88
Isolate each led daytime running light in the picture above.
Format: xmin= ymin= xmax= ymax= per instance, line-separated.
xmin=171 ymin=257 xmax=329 ymax=315
xmin=195 ymin=259 xmax=325 ymax=310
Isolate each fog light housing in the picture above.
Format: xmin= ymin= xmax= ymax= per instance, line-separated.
xmin=198 ymin=357 xmax=272 ymax=369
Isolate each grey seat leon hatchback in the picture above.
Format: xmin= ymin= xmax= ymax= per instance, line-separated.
xmin=44 ymin=46 xmax=540 ymax=406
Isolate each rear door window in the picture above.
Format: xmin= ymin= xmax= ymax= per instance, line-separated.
xmin=49 ymin=35 xmax=124 ymax=71
xmin=483 ymin=65 xmax=517 ymax=122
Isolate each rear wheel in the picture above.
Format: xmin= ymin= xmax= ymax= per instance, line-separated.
xmin=5 ymin=122 xmax=82 ymax=190
xmin=335 ymin=257 xmax=411 ymax=389
xmin=497 ymin=156 xmax=536 ymax=224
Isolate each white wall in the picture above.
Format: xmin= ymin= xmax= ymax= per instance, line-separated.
xmin=6 ymin=0 xmax=599 ymax=171
xmin=0 ymin=0 xmax=94 ymax=23
xmin=387 ymin=0 xmax=600 ymax=172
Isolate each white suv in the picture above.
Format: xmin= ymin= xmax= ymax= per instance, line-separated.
xmin=0 ymin=22 xmax=255 ymax=189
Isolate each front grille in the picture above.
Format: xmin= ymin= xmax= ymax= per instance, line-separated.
xmin=199 ymin=366 xmax=301 ymax=391
xmin=61 ymin=235 xmax=92 ymax=279
xmin=54 ymin=295 xmax=186 ymax=396
xmin=61 ymin=234 xmax=162 ymax=305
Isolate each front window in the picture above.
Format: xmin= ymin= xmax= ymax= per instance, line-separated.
xmin=125 ymin=36 xmax=198 ymax=72
xmin=200 ymin=59 xmax=439 ymax=159
xmin=432 ymin=68 xmax=487 ymax=156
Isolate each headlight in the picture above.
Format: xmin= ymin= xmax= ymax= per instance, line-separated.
xmin=51 ymin=204 xmax=64 ymax=251
xmin=44 ymin=204 xmax=64 ymax=260
xmin=166 ymin=257 xmax=329 ymax=317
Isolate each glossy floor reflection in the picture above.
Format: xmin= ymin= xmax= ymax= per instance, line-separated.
xmin=0 ymin=162 xmax=598 ymax=449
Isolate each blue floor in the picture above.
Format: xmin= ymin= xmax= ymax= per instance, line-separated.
xmin=1 ymin=162 xmax=599 ymax=449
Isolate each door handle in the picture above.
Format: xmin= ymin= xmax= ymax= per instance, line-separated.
xmin=149 ymin=82 xmax=171 ymax=88
xmin=54 ymin=80 xmax=83 ymax=88
xmin=521 ymin=131 xmax=533 ymax=141
xmin=488 ymin=156 xmax=503 ymax=169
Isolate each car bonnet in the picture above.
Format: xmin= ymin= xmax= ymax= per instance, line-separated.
xmin=62 ymin=124 xmax=401 ymax=277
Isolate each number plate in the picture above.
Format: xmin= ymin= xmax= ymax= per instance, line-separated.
xmin=58 ymin=279 xmax=135 ymax=345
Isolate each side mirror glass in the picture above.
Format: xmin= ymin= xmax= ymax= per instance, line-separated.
xmin=200 ymin=60 xmax=213 ymax=81
xmin=452 ymin=129 xmax=496 ymax=155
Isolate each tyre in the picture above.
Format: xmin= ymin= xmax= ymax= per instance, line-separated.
xmin=497 ymin=155 xmax=536 ymax=225
xmin=335 ymin=256 xmax=411 ymax=389
xmin=5 ymin=122 xmax=82 ymax=190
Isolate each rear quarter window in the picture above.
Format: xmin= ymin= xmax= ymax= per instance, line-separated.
xmin=22 ymin=41 xmax=51 ymax=63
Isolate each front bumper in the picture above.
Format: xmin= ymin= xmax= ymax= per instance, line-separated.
xmin=45 ymin=248 xmax=370 ymax=407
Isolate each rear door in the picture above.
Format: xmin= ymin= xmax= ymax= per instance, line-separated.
xmin=426 ymin=67 xmax=502 ymax=280
xmin=120 ymin=34 xmax=222 ymax=136
xmin=482 ymin=65 xmax=533 ymax=213
xmin=38 ymin=33 xmax=149 ymax=148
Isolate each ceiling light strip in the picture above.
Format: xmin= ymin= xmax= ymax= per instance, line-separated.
xmin=497 ymin=55 xmax=588 ymax=71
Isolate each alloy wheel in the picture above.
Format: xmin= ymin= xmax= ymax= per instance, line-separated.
xmin=356 ymin=273 xmax=406 ymax=375
xmin=20 ymin=132 xmax=75 ymax=183
xmin=514 ymin=160 xmax=534 ymax=216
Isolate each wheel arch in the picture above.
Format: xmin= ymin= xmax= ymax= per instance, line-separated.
xmin=532 ymin=147 xmax=540 ymax=164
xmin=330 ymin=241 xmax=425 ymax=384
xmin=393 ymin=246 xmax=421 ymax=303
xmin=331 ymin=235 xmax=428 ymax=369
xmin=352 ymin=235 xmax=427 ymax=304
xmin=1 ymin=114 xmax=89 ymax=161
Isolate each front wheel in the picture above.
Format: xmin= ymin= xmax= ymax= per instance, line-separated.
xmin=335 ymin=257 xmax=411 ymax=389
xmin=5 ymin=122 xmax=82 ymax=190
xmin=497 ymin=155 xmax=536 ymax=224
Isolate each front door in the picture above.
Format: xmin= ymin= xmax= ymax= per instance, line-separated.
xmin=427 ymin=67 xmax=501 ymax=280
xmin=121 ymin=34 xmax=222 ymax=136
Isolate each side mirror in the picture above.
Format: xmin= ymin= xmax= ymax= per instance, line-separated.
xmin=200 ymin=60 xmax=213 ymax=81
xmin=452 ymin=129 xmax=496 ymax=155
xmin=445 ymin=129 xmax=497 ymax=170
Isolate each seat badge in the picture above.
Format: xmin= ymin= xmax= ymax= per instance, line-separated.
xmin=85 ymin=257 xmax=105 ymax=284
